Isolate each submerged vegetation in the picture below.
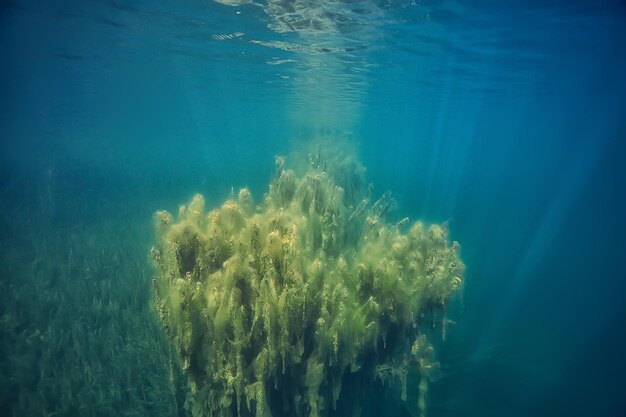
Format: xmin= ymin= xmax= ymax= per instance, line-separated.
xmin=152 ymin=143 xmax=464 ymax=417
xmin=0 ymin=142 xmax=462 ymax=417
xmin=0 ymin=180 xmax=180 ymax=416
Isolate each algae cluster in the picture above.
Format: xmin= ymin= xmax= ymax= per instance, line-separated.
xmin=151 ymin=144 xmax=464 ymax=417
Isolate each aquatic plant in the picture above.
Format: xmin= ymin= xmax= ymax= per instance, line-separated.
xmin=0 ymin=197 xmax=180 ymax=417
xmin=151 ymin=144 xmax=464 ymax=417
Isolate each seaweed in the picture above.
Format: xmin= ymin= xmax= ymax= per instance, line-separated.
xmin=151 ymin=143 xmax=464 ymax=417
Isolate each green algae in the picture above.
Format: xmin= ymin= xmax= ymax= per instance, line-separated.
xmin=151 ymin=144 xmax=464 ymax=417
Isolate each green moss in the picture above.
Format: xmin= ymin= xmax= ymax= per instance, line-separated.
xmin=151 ymin=144 xmax=464 ymax=417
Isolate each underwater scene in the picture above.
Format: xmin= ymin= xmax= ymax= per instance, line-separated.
xmin=1 ymin=1 xmax=626 ymax=416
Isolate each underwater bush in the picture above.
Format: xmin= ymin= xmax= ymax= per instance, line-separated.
xmin=151 ymin=144 xmax=464 ymax=417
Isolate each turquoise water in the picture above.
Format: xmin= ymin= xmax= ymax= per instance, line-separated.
xmin=1 ymin=1 xmax=626 ymax=416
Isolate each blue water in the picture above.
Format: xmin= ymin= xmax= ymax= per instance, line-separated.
xmin=1 ymin=1 xmax=626 ymax=416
